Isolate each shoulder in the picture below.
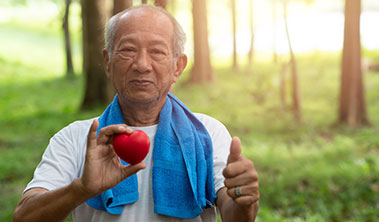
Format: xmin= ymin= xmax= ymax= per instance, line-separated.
xmin=65 ymin=118 xmax=95 ymax=132
xmin=194 ymin=113 xmax=232 ymax=150
xmin=49 ymin=118 xmax=96 ymax=149
xmin=23 ymin=118 xmax=97 ymax=192
xmin=48 ymin=118 xmax=96 ymax=171
xmin=57 ymin=118 xmax=95 ymax=138
xmin=194 ymin=113 xmax=230 ymax=136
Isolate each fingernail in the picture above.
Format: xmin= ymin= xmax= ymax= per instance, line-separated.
xmin=126 ymin=128 xmax=133 ymax=133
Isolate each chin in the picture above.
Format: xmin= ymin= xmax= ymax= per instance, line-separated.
xmin=123 ymin=93 xmax=160 ymax=105
xmin=118 ymin=87 xmax=170 ymax=105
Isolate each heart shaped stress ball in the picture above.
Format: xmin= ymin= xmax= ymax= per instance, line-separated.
xmin=112 ymin=130 xmax=150 ymax=165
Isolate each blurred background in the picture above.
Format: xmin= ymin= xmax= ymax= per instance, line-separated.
xmin=0 ymin=0 xmax=378 ymax=221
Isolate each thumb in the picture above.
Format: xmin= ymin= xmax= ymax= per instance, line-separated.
xmin=121 ymin=162 xmax=146 ymax=179
xmin=227 ymin=137 xmax=242 ymax=164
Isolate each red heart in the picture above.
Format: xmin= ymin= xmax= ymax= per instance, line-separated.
xmin=113 ymin=130 xmax=150 ymax=165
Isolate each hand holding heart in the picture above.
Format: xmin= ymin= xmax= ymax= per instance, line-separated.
xmin=223 ymin=137 xmax=259 ymax=210
xmin=78 ymin=119 xmax=146 ymax=197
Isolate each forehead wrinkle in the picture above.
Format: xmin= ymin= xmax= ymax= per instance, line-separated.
xmin=117 ymin=34 xmax=170 ymax=48
xmin=114 ymin=8 xmax=174 ymax=53
xmin=118 ymin=8 xmax=173 ymax=32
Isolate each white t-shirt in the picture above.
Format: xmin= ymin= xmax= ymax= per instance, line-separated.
xmin=25 ymin=113 xmax=232 ymax=222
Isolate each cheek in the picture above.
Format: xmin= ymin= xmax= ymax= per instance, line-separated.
xmin=110 ymin=61 xmax=132 ymax=91
xmin=154 ymin=60 xmax=176 ymax=81
xmin=112 ymin=59 xmax=133 ymax=77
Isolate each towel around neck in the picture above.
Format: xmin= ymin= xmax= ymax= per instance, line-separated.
xmin=86 ymin=93 xmax=216 ymax=219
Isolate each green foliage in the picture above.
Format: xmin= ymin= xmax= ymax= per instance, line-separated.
xmin=1 ymin=15 xmax=379 ymax=222
xmin=177 ymin=52 xmax=379 ymax=222
xmin=0 ymin=58 xmax=101 ymax=221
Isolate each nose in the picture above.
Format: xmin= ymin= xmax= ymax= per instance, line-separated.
xmin=132 ymin=49 xmax=152 ymax=73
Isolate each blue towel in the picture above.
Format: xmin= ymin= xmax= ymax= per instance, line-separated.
xmin=86 ymin=93 xmax=216 ymax=219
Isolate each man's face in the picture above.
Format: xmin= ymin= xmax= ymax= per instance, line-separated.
xmin=104 ymin=9 xmax=186 ymax=106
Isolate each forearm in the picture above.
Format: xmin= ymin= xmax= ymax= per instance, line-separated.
xmin=217 ymin=188 xmax=258 ymax=222
xmin=14 ymin=179 xmax=92 ymax=222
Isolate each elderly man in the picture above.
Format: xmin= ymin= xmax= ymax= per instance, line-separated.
xmin=14 ymin=5 xmax=259 ymax=222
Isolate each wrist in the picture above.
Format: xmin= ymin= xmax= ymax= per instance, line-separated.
xmin=71 ymin=178 xmax=98 ymax=202
xmin=229 ymin=199 xmax=258 ymax=222
xmin=236 ymin=201 xmax=259 ymax=222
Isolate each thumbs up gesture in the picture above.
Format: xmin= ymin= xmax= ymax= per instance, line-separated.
xmin=223 ymin=137 xmax=259 ymax=209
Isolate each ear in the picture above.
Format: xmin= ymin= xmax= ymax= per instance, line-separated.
xmin=173 ymin=54 xmax=188 ymax=83
xmin=103 ymin=49 xmax=111 ymax=79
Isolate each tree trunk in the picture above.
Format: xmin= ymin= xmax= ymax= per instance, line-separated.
xmin=272 ymin=0 xmax=278 ymax=64
xmin=189 ymin=0 xmax=213 ymax=83
xmin=154 ymin=0 xmax=167 ymax=8
xmin=142 ymin=0 xmax=148 ymax=3
xmin=63 ymin=0 xmax=74 ymax=79
xmin=81 ymin=0 xmax=113 ymax=109
xmin=170 ymin=0 xmax=177 ymax=15
xmin=231 ymin=0 xmax=238 ymax=71
xmin=280 ymin=62 xmax=288 ymax=110
xmin=338 ymin=0 xmax=370 ymax=127
xmin=247 ymin=0 xmax=254 ymax=72
xmin=283 ymin=0 xmax=301 ymax=122
xmin=113 ymin=0 xmax=133 ymax=15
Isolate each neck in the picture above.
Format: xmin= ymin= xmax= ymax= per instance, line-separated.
xmin=118 ymin=96 xmax=167 ymax=127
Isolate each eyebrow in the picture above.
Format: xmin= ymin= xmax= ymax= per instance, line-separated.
xmin=117 ymin=36 xmax=169 ymax=48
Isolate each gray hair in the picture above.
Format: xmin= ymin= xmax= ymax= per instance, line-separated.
xmin=104 ymin=5 xmax=186 ymax=58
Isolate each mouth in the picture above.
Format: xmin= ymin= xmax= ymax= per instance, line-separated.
xmin=129 ymin=79 xmax=153 ymax=87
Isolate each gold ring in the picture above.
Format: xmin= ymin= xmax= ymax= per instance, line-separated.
xmin=235 ymin=186 xmax=242 ymax=197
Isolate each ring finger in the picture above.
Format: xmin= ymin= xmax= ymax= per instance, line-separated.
xmin=227 ymin=182 xmax=258 ymax=199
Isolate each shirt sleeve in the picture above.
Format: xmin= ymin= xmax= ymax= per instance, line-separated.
xmin=23 ymin=122 xmax=85 ymax=193
xmin=195 ymin=114 xmax=232 ymax=193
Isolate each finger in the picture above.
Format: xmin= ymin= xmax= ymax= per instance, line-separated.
xmin=234 ymin=194 xmax=260 ymax=206
xmin=227 ymin=137 xmax=242 ymax=165
xmin=224 ymin=168 xmax=258 ymax=188
xmin=226 ymin=182 xmax=259 ymax=199
xmin=97 ymin=124 xmax=133 ymax=145
xmin=87 ymin=119 xmax=99 ymax=151
xmin=121 ymin=162 xmax=146 ymax=179
xmin=223 ymin=156 xmax=254 ymax=178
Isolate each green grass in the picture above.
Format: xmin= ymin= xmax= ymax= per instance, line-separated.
xmin=1 ymin=15 xmax=379 ymax=222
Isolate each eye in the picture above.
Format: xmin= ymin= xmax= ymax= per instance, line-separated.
xmin=117 ymin=47 xmax=137 ymax=58
xmin=121 ymin=47 xmax=136 ymax=52
xmin=150 ymin=48 xmax=168 ymax=60
xmin=151 ymin=48 xmax=165 ymax=55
